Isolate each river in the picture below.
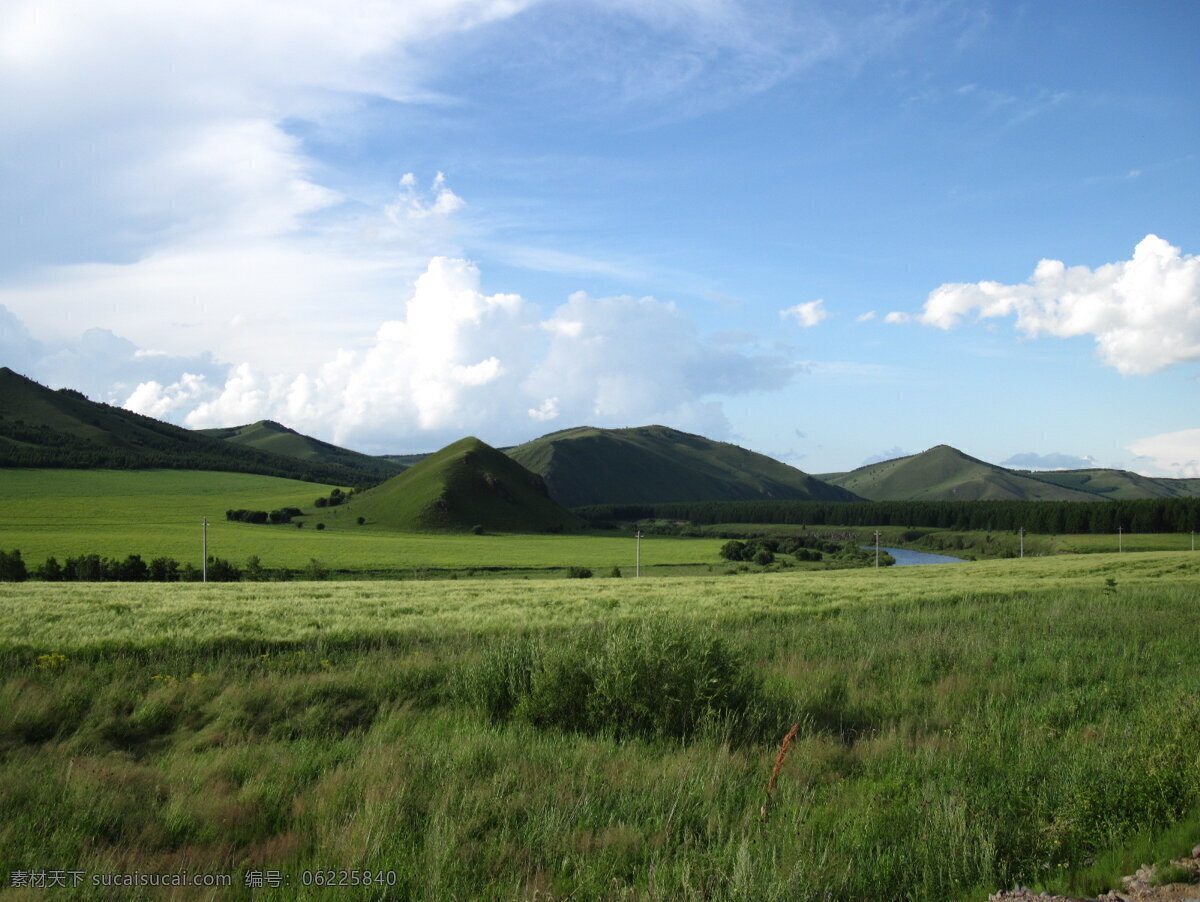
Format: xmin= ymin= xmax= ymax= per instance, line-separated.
xmin=861 ymin=546 xmax=969 ymax=566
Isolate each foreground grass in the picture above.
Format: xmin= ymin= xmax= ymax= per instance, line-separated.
xmin=2 ymin=553 xmax=1199 ymax=900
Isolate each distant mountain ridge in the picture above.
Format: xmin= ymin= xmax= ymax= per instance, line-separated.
xmin=342 ymin=437 xmax=583 ymax=532
xmin=505 ymin=424 xmax=862 ymax=507
xmin=1013 ymin=467 xmax=1200 ymax=500
xmin=197 ymin=419 xmax=404 ymax=482
xmin=820 ymin=445 xmax=1109 ymax=502
xmin=0 ymin=367 xmax=366 ymax=485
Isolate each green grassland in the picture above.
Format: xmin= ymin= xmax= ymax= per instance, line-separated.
xmin=0 ymin=469 xmax=721 ymax=572
xmin=2 ymin=554 xmax=1199 ymax=901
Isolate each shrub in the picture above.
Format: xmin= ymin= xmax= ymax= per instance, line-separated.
xmin=460 ymin=622 xmax=777 ymax=742
xmin=0 ymin=549 xmax=28 ymax=582
xmin=302 ymin=559 xmax=328 ymax=581
xmin=566 ymin=566 xmax=592 ymax=579
xmin=34 ymin=556 xmax=64 ymax=582
xmin=316 ymin=523 xmax=325 ymax=531
xmin=609 ymin=566 xmax=622 ymax=578
xmin=356 ymin=517 xmax=365 ymax=526
xmin=753 ymin=548 xmax=775 ymax=566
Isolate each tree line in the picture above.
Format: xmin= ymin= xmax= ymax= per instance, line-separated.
xmin=574 ymin=498 xmax=1200 ymax=534
xmin=0 ymin=549 xmax=329 ymax=582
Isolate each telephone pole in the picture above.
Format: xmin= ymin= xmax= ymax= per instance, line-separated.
xmin=1019 ymin=527 xmax=1024 ymax=559
xmin=1118 ymin=526 xmax=1122 ymax=553
xmin=202 ymin=518 xmax=208 ymax=583
xmin=874 ymin=531 xmax=881 ymax=568
xmin=635 ymin=530 xmax=643 ymax=578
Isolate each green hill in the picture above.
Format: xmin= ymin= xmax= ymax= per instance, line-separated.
xmin=505 ymin=425 xmax=861 ymax=508
xmin=198 ymin=420 xmax=404 ymax=482
xmin=344 ymin=437 xmax=584 ymax=532
xmin=822 ymin=445 xmax=1108 ymax=502
xmin=0 ymin=367 xmax=364 ymax=485
xmin=1016 ymin=467 xmax=1200 ymax=500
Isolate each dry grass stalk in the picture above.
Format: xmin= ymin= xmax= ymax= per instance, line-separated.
xmin=760 ymin=720 xmax=803 ymax=820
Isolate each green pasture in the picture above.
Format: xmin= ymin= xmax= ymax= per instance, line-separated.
xmin=0 ymin=469 xmax=722 ymax=571
xmin=2 ymin=554 xmax=1199 ymax=901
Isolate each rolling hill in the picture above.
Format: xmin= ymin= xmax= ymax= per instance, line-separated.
xmin=1013 ymin=467 xmax=1200 ymax=500
xmin=343 ymin=436 xmax=584 ymax=532
xmin=820 ymin=445 xmax=1108 ymax=502
xmin=0 ymin=367 xmax=367 ymax=485
xmin=505 ymin=425 xmax=862 ymax=508
xmin=198 ymin=419 xmax=404 ymax=482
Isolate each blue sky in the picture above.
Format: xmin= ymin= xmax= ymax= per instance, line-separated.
xmin=0 ymin=0 xmax=1197 ymax=475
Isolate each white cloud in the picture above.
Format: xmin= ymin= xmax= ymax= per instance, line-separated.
xmin=528 ymin=397 xmax=560 ymax=422
xmin=167 ymin=258 xmax=793 ymax=450
xmin=124 ymin=374 xmax=213 ymax=420
xmin=1000 ymin=451 xmax=1097 ymax=471
xmin=884 ymin=311 xmax=911 ymax=324
xmin=917 ymin=235 xmax=1200 ymax=375
xmin=855 ymin=311 xmax=876 ymax=322
xmin=781 ymin=299 xmax=829 ymax=328
xmin=1128 ymin=428 xmax=1200 ymax=478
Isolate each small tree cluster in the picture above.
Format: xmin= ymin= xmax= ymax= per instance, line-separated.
xmin=226 ymin=507 xmax=302 ymax=524
xmin=313 ymin=488 xmax=350 ymax=508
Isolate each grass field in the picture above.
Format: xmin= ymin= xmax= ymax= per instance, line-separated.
xmin=0 ymin=470 xmax=724 ymax=573
xmin=2 ymin=553 xmax=1199 ymax=900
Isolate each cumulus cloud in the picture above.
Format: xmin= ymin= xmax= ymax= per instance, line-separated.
xmin=1128 ymin=428 xmax=1200 ymax=478
xmin=781 ymin=299 xmax=829 ymax=328
xmin=855 ymin=311 xmax=876 ymax=322
xmin=917 ymin=235 xmax=1200 ymax=375
xmin=883 ymin=311 xmax=911 ymax=324
xmin=165 ymin=257 xmax=792 ymax=450
xmin=0 ymin=304 xmax=226 ymax=405
xmin=1001 ymin=451 xmax=1097 ymax=470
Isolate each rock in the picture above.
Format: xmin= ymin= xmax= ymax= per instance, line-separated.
xmin=1192 ymin=842 xmax=1200 ymax=858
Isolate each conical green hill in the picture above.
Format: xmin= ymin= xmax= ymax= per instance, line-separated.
xmin=823 ymin=444 xmax=1107 ymax=502
xmin=344 ymin=436 xmax=584 ymax=532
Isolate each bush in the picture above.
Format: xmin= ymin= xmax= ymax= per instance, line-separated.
xmin=566 ymin=566 xmax=592 ymax=579
xmin=206 ymin=556 xmax=241 ymax=582
xmin=0 ymin=549 xmax=28 ymax=582
xmin=609 ymin=566 xmax=622 ymax=578
xmin=460 ymin=622 xmax=776 ymax=742
xmin=34 ymin=556 xmax=64 ymax=582
xmin=316 ymin=523 xmax=325 ymax=531
xmin=753 ymin=548 xmax=775 ymax=566
xmin=302 ymin=559 xmax=328 ymax=581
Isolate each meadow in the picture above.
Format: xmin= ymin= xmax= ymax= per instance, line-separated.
xmin=2 ymin=552 xmax=1200 ymax=901
xmin=0 ymin=470 xmax=723 ymax=574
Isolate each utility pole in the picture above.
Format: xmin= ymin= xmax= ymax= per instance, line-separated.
xmin=635 ymin=530 xmax=643 ymax=578
xmin=1192 ymin=530 xmax=1195 ymax=552
xmin=202 ymin=518 xmax=208 ymax=583
xmin=1118 ymin=526 xmax=1122 ymax=554
xmin=874 ymin=531 xmax=881 ymax=568
xmin=1019 ymin=527 xmax=1024 ymax=559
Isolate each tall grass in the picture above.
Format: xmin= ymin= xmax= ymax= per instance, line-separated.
xmin=1 ymin=557 xmax=1199 ymax=899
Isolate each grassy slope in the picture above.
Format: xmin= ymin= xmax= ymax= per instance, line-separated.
xmin=0 ymin=468 xmax=713 ymax=570
xmin=1020 ymin=467 xmax=1200 ymax=500
xmin=507 ymin=424 xmax=861 ymax=507
xmin=2 ymin=554 xmax=1199 ymax=901
xmin=343 ymin=436 xmax=584 ymax=533
xmin=825 ymin=444 xmax=1107 ymax=502
xmin=198 ymin=420 xmax=404 ymax=482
